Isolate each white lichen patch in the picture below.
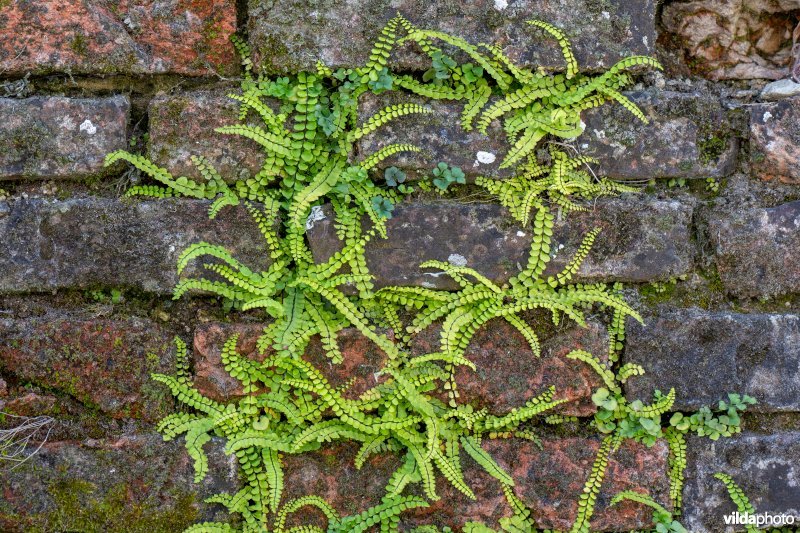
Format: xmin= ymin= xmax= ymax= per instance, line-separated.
xmin=494 ymin=0 xmax=508 ymax=11
xmin=305 ymin=205 xmax=326 ymax=230
xmin=79 ymin=119 xmax=97 ymax=135
xmin=447 ymin=253 xmax=468 ymax=267
xmin=763 ymin=111 xmax=773 ymax=122
xmin=476 ymin=151 xmax=496 ymax=164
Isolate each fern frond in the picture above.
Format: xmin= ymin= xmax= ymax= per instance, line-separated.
xmin=500 ymin=126 xmax=546 ymax=169
xmin=461 ymin=435 xmax=514 ymax=486
xmin=215 ymin=125 xmax=292 ymax=157
xmin=570 ymin=435 xmax=615 ymax=533
xmin=349 ymin=104 xmax=431 ymax=142
xmin=527 ymin=20 xmax=578 ymax=79
xmin=360 ymin=143 xmax=421 ymax=170
xmin=665 ymin=428 xmax=687 ymax=511
xmin=714 ymin=473 xmax=760 ymax=533
xmin=548 ymin=228 xmax=600 ymax=286
xmin=288 ymin=162 xmax=344 ymax=228
xmin=124 ymin=185 xmax=174 ymax=198
xmin=566 ymin=350 xmax=619 ymax=393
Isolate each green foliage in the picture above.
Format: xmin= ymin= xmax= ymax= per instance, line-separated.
xmin=476 ymin=146 xmax=638 ymax=225
xmin=610 ymin=490 xmax=687 ymax=533
xmin=714 ymin=473 xmax=760 ymax=533
xmin=109 ymin=14 xmax=755 ymax=533
xmin=431 ymin=162 xmax=465 ymax=191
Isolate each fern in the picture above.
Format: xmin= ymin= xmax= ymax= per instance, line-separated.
xmin=570 ymin=435 xmax=616 ymax=533
xmin=123 ymin=14 xmax=741 ymax=533
xmin=714 ymin=473 xmax=763 ymax=533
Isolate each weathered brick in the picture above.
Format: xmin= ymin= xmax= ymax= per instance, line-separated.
xmin=682 ymin=432 xmax=800 ymax=533
xmin=708 ymin=200 xmax=800 ymax=299
xmin=0 ymin=314 xmax=176 ymax=420
xmin=0 ymin=96 xmax=129 ymax=180
xmin=624 ymin=308 xmax=800 ymax=412
xmin=308 ymin=196 xmax=694 ymax=288
xmin=148 ymin=91 xmax=266 ymax=182
xmin=411 ymin=318 xmax=609 ymax=417
xmin=196 ymin=317 xmax=607 ymax=416
xmin=279 ymin=437 xmax=669 ymax=531
xmin=0 ymin=434 xmax=238 ymax=531
xmin=357 ymin=94 xmax=509 ymax=179
xmin=750 ymin=97 xmax=800 ymax=184
xmin=248 ymin=0 xmax=656 ymax=74
xmin=192 ymin=322 xmax=388 ymax=402
xmin=0 ymin=197 xmax=268 ymax=294
xmin=580 ymin=89 xmax=739 ymax=180
xmin=0 ymin=389 xmax=138 ymax=441
xmin=661 ymin=0 xmax=797 ymax=80
xmin=0 ymin=0 xmax=237 ymax=76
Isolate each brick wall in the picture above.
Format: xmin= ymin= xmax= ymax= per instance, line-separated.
xmin=0 ymin=1 xmax=798 ymax=531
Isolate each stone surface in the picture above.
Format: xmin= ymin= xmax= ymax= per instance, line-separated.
xmin=624 ymin=308 xmax=800 ymax=412
xmin=581 ymin=89 xmax=739 ymax=180
xmin=357 ymin=94 xmax=509 ymax=179
xmin=0 ymin=197 xmax=269 ymax=294
xmin=682 ymin=432 xmax=800 ymax=533
xmin=0 ymin=433 xmax=238 ymax=531
xmin=486 ymin=437 xmax=670 ymax=531
xmin=192 ymin=322 xmax=389 ymax=402
xmin=0 ymin=0 xmax=237 ymax=76
xmin=148 ymin=91 xmax=266 ymax=182
xmin=277 ymin=437 xmax=669 ymax=531
xmin=0 ymin=313 xmax=176 ymax=420
xmin=760 ymin=78 xmax=800 ymax=101
xmin=195 ymin=318 xmax=606 ymax=416
xmin=707 ymin=200 xmax=800 ymax=299
xmin=411 ymin=318 xmax=609 ymax=417
xmin=661 ymin=0 xmax=798 ymax=80
xmin=308 ymin=196 xmax=694 ymax=288
xmin=0 ymin=388 xmax=142 ymax=441
xmin=0 ymin=97 xmax=129 ymax=180
xmin=750 ymin=97 xmax=800 ymax=184
xmin=248 ymin=0 xmax=656 ymax=74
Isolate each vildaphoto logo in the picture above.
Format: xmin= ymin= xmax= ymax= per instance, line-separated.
xmin=723 ymin=511 xmax=797 ymax=527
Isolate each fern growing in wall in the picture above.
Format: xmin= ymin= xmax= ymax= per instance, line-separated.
xmin=106 ymin=14 xmax=759 ymax=533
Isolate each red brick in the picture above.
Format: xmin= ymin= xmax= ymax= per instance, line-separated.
xmin=0 ymin=0 xmax=237 ymax=76
xmin=411 ymin=317 xmax=608 ymax=417
xmin=0 ymin=315 xmax=176 ymax=420
xmin=0 ymin=96 xmax=129 ymax=180
xmin=193 ymin=322 xmax=389 ymax=402
xmin=194 ymin=317 xmax=606 ymax=416
xmin=277 ymin=437 xmax=669 ymax=531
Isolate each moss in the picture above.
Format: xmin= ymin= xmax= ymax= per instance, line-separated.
xmin=698 ymin=133 xmax=729 ymax=165
xmin=70 ymin=33 xmax=89 ymax=56
xmin=638 ymin=281 xmax=677 ymax=304
xmin=18 ymin=479 xmax=201 ymax=532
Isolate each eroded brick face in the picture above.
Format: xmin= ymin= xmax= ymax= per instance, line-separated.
xmin=0 ymin=315 xmax=176 ymax=421
xmin=750 ymin=97 xmax=800 ymax=184
xmin=0 ymin=96 xmax=129 ymax=179
xmin=277 ymin=438 xmax=669 ymax=531
xmin=0 ymin=0 xmax=237 ymax=76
